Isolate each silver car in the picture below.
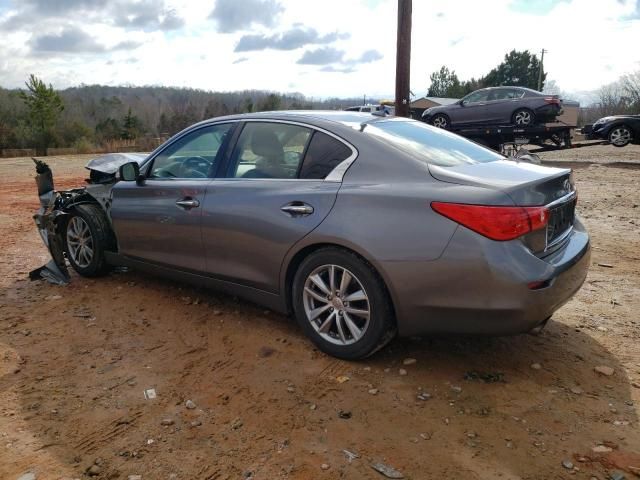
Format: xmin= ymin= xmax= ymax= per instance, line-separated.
xmin=422 ymin=86 xmax=563 ymax=129
xmin=33 ymin=111 xmax=590 ymax=359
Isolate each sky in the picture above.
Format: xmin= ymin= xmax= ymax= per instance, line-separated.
xmin=0 ymin=0 xmax=638 ymax=99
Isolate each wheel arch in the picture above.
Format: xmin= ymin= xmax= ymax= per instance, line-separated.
xmin=281 ymin=241 xmax=399 ymax=325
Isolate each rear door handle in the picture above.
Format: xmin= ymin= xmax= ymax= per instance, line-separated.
xmin=281 ymin=203 xmax=314 ymax=216
xmin=176 ymin=198 xmax=200 ymax=209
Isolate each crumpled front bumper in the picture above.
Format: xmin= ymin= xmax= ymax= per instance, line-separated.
xmin=30 ymin=160 xmax=71 ymax=285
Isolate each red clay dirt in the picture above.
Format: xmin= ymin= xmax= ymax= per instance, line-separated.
xmin=1 ymin=149 xmax=639 ymax=480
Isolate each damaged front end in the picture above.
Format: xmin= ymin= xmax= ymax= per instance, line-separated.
xmin=30 ymin=153 xmax=147 ymax=285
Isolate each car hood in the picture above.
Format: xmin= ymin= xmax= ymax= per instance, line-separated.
xmin=596 ymin=114 xmax=640 ymax=123
xmin=85 ymin=152 xmax=148 ymax=174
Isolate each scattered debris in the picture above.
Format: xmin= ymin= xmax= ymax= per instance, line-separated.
xmin=231 ymin=418 xmax=243 ymax=430
xmin=343 ymin=449 xmax=360 ymax=463
xmin=338 ymin=410 xmax=352 ymax=419
xmin=570 ymin=386 xmax=583 ymax=395
xmin=161 ymin=418 xmax=174 ymax=426
xmin=336 ymin=375 xmax=350 ymax=384
xmin=402 ymin=358 xmax=417 ymax=366
xmin=368 ymin=388 xmax=379 ymax=395
xmin=143 ymin=388 xmax=157 ymax=400
xmin=464 ymin=371 xmax=505 ymax=383
xmin=562 ymin=459 xmax=574 ymax=470
xmin=597 ymin=263 xmax=614 ymax=268
xmin=309 ymin=403 xmax=317 ymax=410
xmin=594 ymin=366 xmax=615 ymax=376
xmin=185 ymin=399 xmax=196 ymax=409
xmin=320 ymin=463 xmax=330 ymax=471
xmin=128 ymin=476 xmax=142 ymax=480
xmin=371 ymin=462 xmax=404 ymax=479
xmin=417 ymin=393 xmax=431 ymax=401
xmin=398 ymin=369 xmax=407 ymax=376
xmin=531 ymin=363 xmax=542 ymax=370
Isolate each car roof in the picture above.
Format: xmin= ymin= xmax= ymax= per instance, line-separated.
xmin=480 ymin=86 xmax=541 ymax=95
xmin=193 ymin=110 xmax=398 ymax=129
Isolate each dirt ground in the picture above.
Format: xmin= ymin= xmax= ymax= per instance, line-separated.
xmin=1 ymin=146 xmax=639 ymax=480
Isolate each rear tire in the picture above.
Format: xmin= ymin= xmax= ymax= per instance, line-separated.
xmin=64 ymin=203 xmax=112 ymax=277
xmin=608 ymin=125 xmax=632 ymax=147
xmin=292 ymin=248 xmax=396 ymax=360
xmin=511 ymin=108 xmax=535 ymax=126
xmin=430 ymin=114 xmax=450 ymax=129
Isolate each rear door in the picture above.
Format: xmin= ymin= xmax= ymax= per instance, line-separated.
xmin=200 ymin=121 xmax=354 ymax=293
xmin=454 ymin=89 xmax=489 ymax=124
xmin=110 ymin=123 xmax=234 ymax=271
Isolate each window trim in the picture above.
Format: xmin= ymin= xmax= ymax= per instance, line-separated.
xmin=142 ymin=122 xmax=237 ymax=179
xmin=222 ymin=119 xmax=358 ymax=183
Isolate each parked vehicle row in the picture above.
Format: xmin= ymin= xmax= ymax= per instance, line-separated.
xmin=421 ymin=86 xmax=563 ymax=129
xmin=33 ymin=111 xmax=589 ymax=359
xmin=582 ymin=114 xmax=640 ymax=147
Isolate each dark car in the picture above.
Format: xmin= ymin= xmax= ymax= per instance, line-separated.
xmin=422 ymin=86 xmax=562 ymax=129
xmin=582 ymin=114 xmax=640 ymax=147
xmin=32 ymin=112 xmax=589 ymax=360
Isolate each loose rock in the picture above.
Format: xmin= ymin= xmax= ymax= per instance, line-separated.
xmin=17 ymin=473 xmax=36 ymax=480
xmin=398 ymin=368 xmax=407 ymax=376
xmin=594 ymin=365 xmax=615 ymax=376
xmin=161 ymin=418 xmax=175 ymax=426
xmin=402 ymin=358 xmax=416 ymax=366
xmin=185 ymin=399 xmax=196 ymax=409
xmin=320 ymin=463 xmax=330 ymax=471
xmin=368 ymin=388 xmax=379 ymax=395
xmin=561 ymin=459 xmax=574 ymax=469
xmin=531 ymin=363 xmax=542 ymax=370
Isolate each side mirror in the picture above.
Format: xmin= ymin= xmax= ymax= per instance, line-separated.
xmin=459 ymin=100 xmax=466 ymax=107
xmin=118 ymin=161 xmax=141 ymax=183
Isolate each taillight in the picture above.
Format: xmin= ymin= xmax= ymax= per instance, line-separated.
xmin=431 ymin=202 xmax=549 ymax=241
xmin=544 ymin=96 xmax=560 ymax=105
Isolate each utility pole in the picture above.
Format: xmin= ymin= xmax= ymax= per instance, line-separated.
xmin=537 ymin=48 xmax=547 ymax=91
xmin=395 ymin=0 xmax=412 ymax=117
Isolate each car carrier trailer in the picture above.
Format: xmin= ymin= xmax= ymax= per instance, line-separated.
xmin=444 ymin=122 xmax=610 ymax=155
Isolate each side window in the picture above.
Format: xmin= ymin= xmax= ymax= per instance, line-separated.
xmin=230 ymin=122 xmax=312 ymax=179
xmin=464 ymin=90 xmax=488 ymax=104
xmin=299 ymin=132 xmax=353 ymax=180
xmin=361 ymin=107 xmax=371 ymax=112
xmin=149 ymin=124 xmax=232 ymax=179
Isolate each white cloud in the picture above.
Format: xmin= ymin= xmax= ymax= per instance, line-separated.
xmin=0 ymin=0 xmax=638 ymax=101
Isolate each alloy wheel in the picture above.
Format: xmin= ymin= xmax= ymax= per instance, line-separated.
xmin=66 ymin=216 xmax=94 ymax=268
xmin=514 ymin=110 xmax=532 ymax=125
xmin=609 ymin=126 xmax=632 ymax=146
xmin=302 ymin=264 xmax=370 ymax=346
xmin=432 ymin=116 xmax=448 ymax=128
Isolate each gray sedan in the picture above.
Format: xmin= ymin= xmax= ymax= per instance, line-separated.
xmin=422 ymin=86 xmax=562 ymax=128
xmin=33 ymin=111 xmax=589 ymax=359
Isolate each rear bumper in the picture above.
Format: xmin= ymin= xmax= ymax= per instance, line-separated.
xmin=383 ymin=218 xmax=590 ymax=337
xmin=534 ymin=104 xmax=562 ymax=121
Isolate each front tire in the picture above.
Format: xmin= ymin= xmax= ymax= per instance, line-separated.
xmin=512 ymin=108 xmax=535 ymax=126
xmin=292 ymin=248 xmax=395 ymax=360
xmin=430 ymin=114 xmax=450 ymax=129
xmin=64 ymin=203 xmax=112 ymax=277
xmin=608 ymin=125 xmax=632 ymax=147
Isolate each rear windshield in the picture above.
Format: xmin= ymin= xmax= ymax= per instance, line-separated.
xmin=363 ymin=120 xmax=504 ymax=167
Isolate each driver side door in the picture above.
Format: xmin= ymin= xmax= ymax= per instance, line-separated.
xmin=453 ymin=90 xmax=489 ymax=125
xmin=110 ymin=122 xmax=235 ymax=272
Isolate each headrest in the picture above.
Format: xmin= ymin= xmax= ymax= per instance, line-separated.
xmin=250 ymin=129 xmax=284 ymax=160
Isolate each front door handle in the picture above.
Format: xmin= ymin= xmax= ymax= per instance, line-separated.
xmin=281 ymin=203 xmax=314 ymax=216
xmin=176 ymin=198 xmax=200 ymax=209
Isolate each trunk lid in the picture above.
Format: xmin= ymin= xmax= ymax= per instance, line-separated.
xmin=429 ymin=159 xmax=576 ymax=253
xmin=428 ymin=159 xmax=573 ymax=206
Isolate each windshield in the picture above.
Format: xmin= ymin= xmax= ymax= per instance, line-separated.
xmin=364 ymin=120 xmax=504 ymax=167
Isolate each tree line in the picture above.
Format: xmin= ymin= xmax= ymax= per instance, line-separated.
xmin=0 ymin=78 xmax=367 ymax=154
xmin=426 ymin=50 xmax=547 ymax=98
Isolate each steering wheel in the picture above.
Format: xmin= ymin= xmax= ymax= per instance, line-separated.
xmin=180 ymin=156 xmax=211 ymax=178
